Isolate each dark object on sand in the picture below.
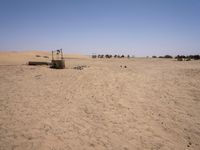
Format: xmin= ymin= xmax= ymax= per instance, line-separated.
xmin=28 ymin=61 xmax=50 ymax=65
xmin=177 ymin=57 xmax=183 ymax=61
xmin=186 ymin=58 xmax=191 ymax=61
xmin=51 ymin=60 xmax=65 ymax=69
xmin=43 ymin=56 xmax=49 ymax=58
xmin=164 ymin=55 xmax=173 ymax=58
xmin=73 ymin=65 xmax=88 ymax=70
xmin=28 ymin=49 xmax=65 ymax=69
xmin=51 ymin=49 xmax=65 ymax=69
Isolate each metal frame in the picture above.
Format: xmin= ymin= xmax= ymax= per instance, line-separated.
xmin=52 ymin=49 xmax=64 ymax=60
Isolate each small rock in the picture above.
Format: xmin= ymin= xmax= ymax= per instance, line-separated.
xmin=90 ymin=143 xmax=95 ymax=147
xmin=43 ymin=56 xmax=49 ymax=58
xmin=28 ymin=137 xmax=32 ymax=140
xmin=73 ymin=65 xmax=89 ymax=70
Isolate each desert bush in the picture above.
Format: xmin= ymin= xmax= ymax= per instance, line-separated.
xmin=185 ymin=58 xmax=191 ymax=61
xmin=98 ymin=55 xmax=104 ymax=58
xmin=158 ymin=55 xmax=173 ymax=58
xmin=193 ymin=55 xmax=200 ymax=60
xmin=105 ymin=54 xmax=112 ymax=58
xmin=92 ymin=55 xmax=97 ymax=58
xmin=164 ymin=55 xmax=173 ymax=58
xmin=177 ymin=57 xmax=183 ymax=61
xmin=175 ymin=55 xmax=200 ymax=60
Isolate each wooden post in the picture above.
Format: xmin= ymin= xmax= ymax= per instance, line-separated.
xmin=61 ymin=49 xmax=63 ymax=59
xmin=52 ymin=51 xmax=54 ymax=60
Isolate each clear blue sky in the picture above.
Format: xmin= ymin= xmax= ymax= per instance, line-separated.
xmin=0 ymin=0 xmax=200 ymax=56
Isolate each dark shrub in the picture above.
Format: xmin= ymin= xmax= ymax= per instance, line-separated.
xmin=177 ymin=57 xmax=183 ymax=61
xmin=92 ymin=55 xmax=97 ymax=58
xmin=193 ymin=55 xmax=200 ymax=60
xmin=175 ymin=55 xmax=200 ymax=60
xmin=164 ymin=55 xmax=173 ymax=58
xmin=105 ymin=54 xmax=112 ymax=58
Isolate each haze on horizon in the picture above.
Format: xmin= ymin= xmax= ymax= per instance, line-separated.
xmin=0 ymin=0 xmax=200 ymax=56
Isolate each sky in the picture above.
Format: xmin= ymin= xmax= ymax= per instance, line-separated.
xmin=0 ymin=0 xmax=200 ymax=56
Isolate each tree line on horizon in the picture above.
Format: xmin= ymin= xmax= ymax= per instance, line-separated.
xmin=91 ymin=54 xmax=200 ymax=60
xmin=91 ymin=54 xmax=134 ymax=58
xmin=151 ymin=54 xmax=200 ymax=60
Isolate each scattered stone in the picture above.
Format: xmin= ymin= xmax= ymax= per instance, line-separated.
xmin=123 ymin=147 xmax=128 ymax=150
xmin=187 ymin=142 xmax=192 ymax=148
xmin=120 ymin=65 xmax=127 ymax=68
xmin=90 ymin=143 xmax=95 ymax=147
xmin=43 ymin=56 xmax=49 ymax=58
xmin=73 ymin=65 xmax=88 ymax=70
xmin=28 ymin=137 xmax=32 ymax=140
xmin=35 ymin=75 xmax=42 ymax=79
xmin=35 ymin=75 xmax=42 ymax=77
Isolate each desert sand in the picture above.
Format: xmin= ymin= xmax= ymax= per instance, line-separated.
xmin=0 ymin=51 xmax=200 ymax=150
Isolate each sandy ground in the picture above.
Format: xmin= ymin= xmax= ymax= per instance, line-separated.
xmin=0 ymin=51 xmax=200 ymax=150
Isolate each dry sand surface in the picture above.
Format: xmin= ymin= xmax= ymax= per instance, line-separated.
xmin=0 ymin=51 xmax=200 ymax=150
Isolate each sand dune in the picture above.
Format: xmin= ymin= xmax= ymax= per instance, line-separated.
xmin=0 ymin=51 xmax=200 ymax=150
xmin=0 ymin=51 xmax=89 ymax=65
